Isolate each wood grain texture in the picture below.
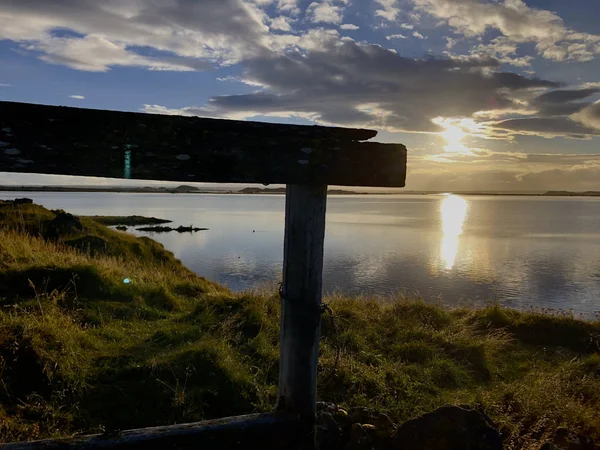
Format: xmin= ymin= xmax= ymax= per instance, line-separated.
xmin=0 ymin=101 xmax=407 ymax=187
xmin=0 ymin=414 xmax=301 ymax=450
xmin=276 ymin=184 xmax=328 ymax=448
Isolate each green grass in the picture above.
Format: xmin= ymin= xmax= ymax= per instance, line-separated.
xmin=0 ymin=201 xmax=599 ymax=448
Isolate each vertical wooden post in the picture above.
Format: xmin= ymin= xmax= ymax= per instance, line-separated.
xmin=277 ymin=184 xmax=328 ymax=447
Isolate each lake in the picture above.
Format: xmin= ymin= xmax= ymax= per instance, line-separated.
xmin=2 ymin=191 xmax=600 ymax=314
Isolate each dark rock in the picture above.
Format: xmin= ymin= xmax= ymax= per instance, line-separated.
xmin=115 ymin=225 xmax=128 ymax=231
xmin=375 ymin=413 xmax=396 ymax=431
xmin=66 ymin=235 xmax=109 ymax=256
xmin=393 ymin=405 xmax=502 ymax=450
xmin=347 ymin=406 xmax=395 ymax=431
xmin=13 ymin=197 xmax=33 ymax=205
xmin=317 ymin=412 xmax=342 ymax=450
xmin=46 ymin=210 xmax=84 ymax=239
xmin=317 ymin=401 xmax=339 ymax=414
xmin=539 ymin=428 xmax=598 ymax=450
xmin=349 ymin=406 xmax=378 ymax=425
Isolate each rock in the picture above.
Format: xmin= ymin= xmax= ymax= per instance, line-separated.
xmin=375 ymin=413 xmax=396 ymax=431
xmin=349 ymin=406 xmax=378 ymax=425
xmin=46 ymin=211 xmax=84 ymax=239
xmin=317 ymin=412 xmax=342 ymax=450
xmin=13 ymin=197 xmax=33 ymax=205
xmin=115 ymin=225 xmax=128 ymax=231
xmin=66 ymin=235 xmax=109 ymax=256
xmin=393 ymin=405 xmax=502 ymax=450
xmin=317 ymin=401 xmax=339 ymax=414
xmin=539 ymin=428 xmax=598 ymax=450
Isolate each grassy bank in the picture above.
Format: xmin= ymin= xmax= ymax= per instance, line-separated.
xmin=0 ymin=200 xmax=599 ymax=449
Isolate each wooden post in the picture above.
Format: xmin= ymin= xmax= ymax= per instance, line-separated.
xmin=277 ymin=184 xmax=328 ymax=447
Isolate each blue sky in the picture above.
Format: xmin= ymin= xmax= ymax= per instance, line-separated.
xmin=1 ymin=0 xmax=600 ymax=191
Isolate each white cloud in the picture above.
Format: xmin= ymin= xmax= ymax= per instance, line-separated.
xmin=400 ymin=23 xmax=414 ymax=30
xmin=411 ymin=0 xmax=600 ymax=62
xmin=270 ymin=16 xmax=293 ymax=31
xmin=572 ymin=101 xmax=600 ymax=130
xmin=307 ymin=1 xmax=344 ymax=25
xmin=0 ymin=0 xmax=275 ymax=71
xmin=340 ymin=24 xmax=359 ymax=30
xmin=412 ymin=31 xmax=426 ymax=39
xmin=277 ymin=0 xmax=301 ymax=16
xmin=375 ymin=0 xmax=400 ymax=21
xmin=386 ymin=34 xmax=407 ymax=40
xmin=0 ymin=83 xmax=10 ymax=87
xmin=469 ymin=36 xmax=534 ymax=67
xmin=69 ymin=94 xmax=85 ymax=100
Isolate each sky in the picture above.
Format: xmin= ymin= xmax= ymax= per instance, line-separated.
xmin=1 ymin=0 xmax=600 ymax=192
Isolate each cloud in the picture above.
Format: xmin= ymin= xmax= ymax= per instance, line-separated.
xmin=468 ymin=36 xmax=534 ymax=67
xmin=269 ymin=16 xmax=294 ymax=31
xmin=491 ymin=117 xmax=600 ymax=138
xmin=145 ymin=31 xmax=559 ymax=135
xmin=386 ymin=34 xmax=407 ymax=40
xmin=277 ymin=0 xmax=301 ymax=16
xmin=411 ymin=0 xmax=600 ymax=62
xmin=412 ymin=31 xmax=425 ymax=39
xmin=307 ymin=1 xmax=344 ymax=25
xmin=0 ymin=0 xmax=274 ymax=70
xmin=400 ymin=24 xmax=414 ymax=30
xmin=531 ymin=88 xmax=600 ymax=116
xmin=408 ymin=151 xmax=600 ymax=191
xmin=0 ymin=83 xmax=10 ymax=87
xmin=69 ymin=94 xmax=85 ymax=100
xmin=340 ymin=24 xmax=359 ymax=30
xmin=375 ymin=0 xmax=400 ymax=21
xmin=572 ymin=101 xmax=600 ymax=130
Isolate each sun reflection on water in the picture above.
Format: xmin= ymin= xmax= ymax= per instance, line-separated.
xmin=440 ymin=195 xmax=468 ymax=270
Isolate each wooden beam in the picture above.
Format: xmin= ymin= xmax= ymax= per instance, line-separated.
xmin=0 ymin=413 xmax=301 ymax=450
xmin=276 ymin=184 xmax=328 ymax=449
xmin=0 ymin=101 xmax=407 ymax=187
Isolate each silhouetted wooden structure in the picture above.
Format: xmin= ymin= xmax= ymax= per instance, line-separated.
xmin=0 ymin=101 xmax=407 ymax=450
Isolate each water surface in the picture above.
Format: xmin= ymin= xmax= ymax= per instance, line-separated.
xmin=2 ymin=191 xmax=599 ymax=314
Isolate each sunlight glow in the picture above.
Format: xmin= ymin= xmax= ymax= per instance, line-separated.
xmin=441 ymin=125 xmax=465 ymax=143
xmin=432 ymin=117 xmax=482 ymax=153
xmin=440 ymin=195 xmax=468 ymax=270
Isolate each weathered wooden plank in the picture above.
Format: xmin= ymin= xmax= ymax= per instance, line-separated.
xmin=276 ymin=184 xmax=328 ymax=449
xmin=0 ymin=413 xmax=301 ymax=450
xmin=0 ymin=101 xmax=407 ymax=187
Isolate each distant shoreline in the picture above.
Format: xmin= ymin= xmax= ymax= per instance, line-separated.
xmin=0 ymin=186 xmax=599 ymax=197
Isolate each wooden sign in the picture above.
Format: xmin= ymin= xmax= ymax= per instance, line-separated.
xmin=0 ymin=101 xmax=408 ymax=450
xmin=0 ymin=101 xmax=407 ymax=187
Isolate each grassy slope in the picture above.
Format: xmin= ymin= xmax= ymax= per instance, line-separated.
xmin=0 ymin=201 xmax=599 ymax=448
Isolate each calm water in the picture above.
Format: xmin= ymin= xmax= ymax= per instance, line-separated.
xmin=2 ymin=191 xmax=600 ymax=313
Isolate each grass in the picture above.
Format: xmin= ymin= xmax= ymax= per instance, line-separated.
xmin=0 ymin=200 xmax=599 ymax=448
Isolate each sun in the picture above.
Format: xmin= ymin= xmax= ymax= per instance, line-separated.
xmin=440 ymin=124 xmax=469 ymax=153
xmin=441 ymin=125 xmax=465 ymax=143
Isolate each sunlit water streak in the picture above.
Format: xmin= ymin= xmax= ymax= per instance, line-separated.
xmin=440 ymin=195 xmax=468 ymax=270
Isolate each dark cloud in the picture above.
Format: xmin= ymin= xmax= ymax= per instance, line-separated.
xmin=535 ymin=88 xmax=600 ymax=104
xmin=530 ymin=88 xmax=600 ymax=117
xmin=492 ymin=117 xmax=600 ymax=136
xmin=204 ymin=37 xmax=559 ymax=132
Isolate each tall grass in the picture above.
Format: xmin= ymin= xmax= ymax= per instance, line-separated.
xmin=0 ymin=201 xmax=599 ymax=448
